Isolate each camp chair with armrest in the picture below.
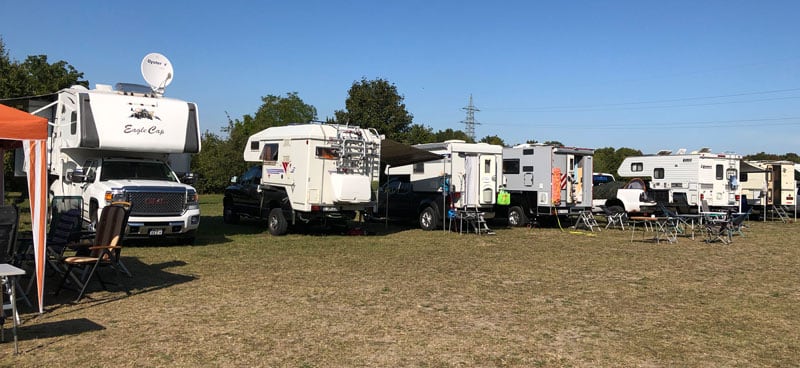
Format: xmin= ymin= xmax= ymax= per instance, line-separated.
xmin=700 ymin=199 xmax=728 ymax=224
xmin=55 ymin=202 xmax=131 ymax=302
xmin=728 ymin=209 xmax=751 ymax=238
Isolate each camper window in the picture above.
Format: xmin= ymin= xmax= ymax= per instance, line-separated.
xmin=716 ymin=165 xmax=723 ymax=180
xmin=484 ymin=159 xmax=492 ymax=174
xmin=654 ymin=168 xmax=665 ymax=179
xmin=70 ymin=111 xmax=77 ymax=135
xmin=503 ymin=159 xmax=520 ymax=175
xmin=631 ymin=162 xmax=643 ymax=172
xmin=259 ymin=143 xmax=279 ymax=163
xmin=741 ymin=172 xmax=749 ymax=182
xmin=315 ymin=147 xmax=339 ymax=160
xmin=523 ymin=149 xmax=534 ymax=155
xmin=413 ymin=163 xmax=424 ymax=174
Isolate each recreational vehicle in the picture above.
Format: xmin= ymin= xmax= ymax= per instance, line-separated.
xmin=617 ymin=149 xmax=742 ymax=213
xmin=739 ymin=160 xmax=796 ymax=208
xmin=499 ymin=144 xmax=594 ymax=226
xmin=14 ymin=55 xmax=202 ymax=243
xmin=377 ymin=140 xmax=503 ymax=230
xmin=230 ymin=123 xmax=381 ymax=235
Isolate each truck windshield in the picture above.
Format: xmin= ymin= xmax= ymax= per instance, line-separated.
xmin=100 ymin=161 xmax=177 ymax=182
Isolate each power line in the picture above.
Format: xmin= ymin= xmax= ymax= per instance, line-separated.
xmin=483 ymin=88 xmax=800 ymax=113
xmin=480 ymin=116 xmax=800 ymax=130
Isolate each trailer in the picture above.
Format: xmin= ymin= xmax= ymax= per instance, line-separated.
xmin=10 ymin=54 xmax=202 ymax=243
xmin=377 ymin=140 xmax=503 ymax=230
xmin=232 ymin=123 xmax=381 ymax=235
xmin=617 ymin=149 xmax=741 ymax=213
xmin=499 ymin=144 xmax=594 ymax=226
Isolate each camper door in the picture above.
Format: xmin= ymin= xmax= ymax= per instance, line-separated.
xmin=478 ymin=153 xmax=498 ymax=205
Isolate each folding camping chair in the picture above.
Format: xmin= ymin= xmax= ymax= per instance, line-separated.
xmin=601 ymin=206 xmax=627 ymax=230
xmin=55 ymin=202 xmax=132 ymax=302
xmin=728 ymin=209 xmax=751 ymax=238
xmin=704 ymin=213 xmax=732 ymax=244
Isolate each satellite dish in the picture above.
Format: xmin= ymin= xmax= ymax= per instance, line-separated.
xmin=140 ymin=53 xmax=174 ymax=94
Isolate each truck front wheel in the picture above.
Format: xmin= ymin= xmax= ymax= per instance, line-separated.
xmin=508 ymin=206 xmax=528 ymax=227
xmin=419 ymin=205 xmax=440 ymax=231
xmin=268 ymin=208 xmax=288 ymax=236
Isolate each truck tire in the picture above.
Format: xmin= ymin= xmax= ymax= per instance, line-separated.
xmin=608 ymin=205 xmax=625 ymax=215
xmin=507 ymin=206 xmax=528 ymax=227
xmin=419 ymin=205 xmax=440 ymax=231
xmin=268 ymin=208 xmax=288 ymax=236
xmin=222 ymin=200 xmax=239 ymax=224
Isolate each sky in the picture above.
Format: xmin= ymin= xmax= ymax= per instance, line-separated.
xmin=2 ymin=0 xmax=799 ymax=155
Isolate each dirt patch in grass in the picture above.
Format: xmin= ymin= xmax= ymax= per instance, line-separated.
xmin=4 ymin=196 xmax=800 ymax=367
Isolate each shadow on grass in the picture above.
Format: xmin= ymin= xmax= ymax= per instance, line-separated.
xmin=17 ymin=317 xmax=105 ymax=340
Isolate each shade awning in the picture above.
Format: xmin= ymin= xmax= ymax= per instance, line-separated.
xmin=380 ymin=139 xmax=443 ymax=167
xmin=740 ymin=161 xmax=770 ymax=173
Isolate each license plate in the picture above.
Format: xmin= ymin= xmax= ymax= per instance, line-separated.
xmin=149 ymin=228 xmax=164 ymax=236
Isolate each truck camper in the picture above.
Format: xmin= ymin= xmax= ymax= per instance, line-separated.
xmin=499 ymin=144 xmax=594 ymax=226
xmin=14 ymin=54 xmax=201 ymax=243
xmin=227 ymin=123 xmax=382 ymax=235
xmin=617 ymin=148 xmax=741 ymax=213
xmin=739 ymin=160 xmax=796 ymax=209
xmin=377 ymin=140 xmax=503 ymax=231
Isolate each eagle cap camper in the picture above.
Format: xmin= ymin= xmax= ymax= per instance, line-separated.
xmin=236 ymin=123 xmax=381 ymax=235
xmin=617 ymin=148 xmax=741 ymax=213
xmin=25 ymin=53 xmax=201 ymax=243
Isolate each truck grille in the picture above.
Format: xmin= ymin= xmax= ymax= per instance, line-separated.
xmin=127 ymin=190 xmax=186 ymax=216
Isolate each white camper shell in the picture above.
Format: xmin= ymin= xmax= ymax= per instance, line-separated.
xmin=740 ymin=160 xmax=796 ymax=207
xmin=243 ymin=123 xmax=381 ymax=234
xmin=617 ymin=149 xmax=741 ymax=212
xmin=33 ymin=83 xmax=201 ymax=242
xmin=384 ymin=140 xmax=503 ymax=220
xmin=500 ymin=144 xmax=594 ymax=225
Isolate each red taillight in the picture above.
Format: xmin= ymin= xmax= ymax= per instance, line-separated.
xmin=735 ymin=195 xmax=740 ymax=201
xmin=700 ymin=194 xmax=704 ymax=200
xmin=311 ymin=205 xmax=321 ymax=211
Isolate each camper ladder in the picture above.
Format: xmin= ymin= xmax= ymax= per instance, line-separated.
xmin=770 ymin=205 xmax=789 ymax=223
xmin=332 ymin=127 xmax=379 ymax=174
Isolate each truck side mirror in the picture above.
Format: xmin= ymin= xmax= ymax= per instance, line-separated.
xmin=230 ymin=176 xmax=238 ymax=183
xmin=180 ymin=172 xmax=197 ymax=185
xmin=67 ymin=168 xmax=88 ymax=183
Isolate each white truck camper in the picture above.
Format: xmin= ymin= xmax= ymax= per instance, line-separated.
xmin=19 ymin=54 xmax=201 ymax=243
xmin=500 ymin=144 xmax=594 ymax=226
xmin=241 ymin=123 xmax=382 ymax=235
xmin=380 ymin=140 xmax=503 ymax=230
xmin=617 ymin=149 xmax=742 ymax=213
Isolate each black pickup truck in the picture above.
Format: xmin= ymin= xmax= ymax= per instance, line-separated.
xmin=375 ymin=177 xmax=450 ymax=231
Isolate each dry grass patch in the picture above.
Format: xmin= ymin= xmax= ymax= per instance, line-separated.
xmin=3 ymin=195 xmax=800 ymax=367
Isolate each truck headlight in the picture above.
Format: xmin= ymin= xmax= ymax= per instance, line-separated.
xmin=186 ymin=189 xmax=199 ymax=210
xmin=105 ymin=189 xmax=127 ymax=205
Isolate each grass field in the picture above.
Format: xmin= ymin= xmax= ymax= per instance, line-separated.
xmin=3 ymin=194 xmax=799 ymax=367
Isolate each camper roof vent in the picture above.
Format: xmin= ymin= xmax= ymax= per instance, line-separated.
xmin=114 ymin=83 xmax=153 ymax=95
xmin=676 ymin=148 xmax=687 ymax=155
xmin=656 ymin=150 xmax=672 ymax=156
xmin=698 ymin=147 xmax=711 ymax=153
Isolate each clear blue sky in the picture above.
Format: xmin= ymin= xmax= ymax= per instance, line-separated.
xmin=3 ymin=0 xmax=799 ymax=155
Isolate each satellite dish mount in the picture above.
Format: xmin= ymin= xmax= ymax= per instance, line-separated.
xmin=141 ymin=53 xmax=174 ymax=95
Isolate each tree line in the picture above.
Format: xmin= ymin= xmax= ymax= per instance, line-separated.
xmin=2 ymin=39 xmax=798 ymax=195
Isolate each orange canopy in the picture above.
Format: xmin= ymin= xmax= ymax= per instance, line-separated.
xmin=1 ymin=103 xmax=49 ymax=313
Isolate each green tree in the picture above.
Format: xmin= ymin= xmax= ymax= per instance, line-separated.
xmin=334 ymin=78 xmax=413 ymax=141
xmin=434 ymin=128 xmax=473 ymax=143
xmin=192 ymin=93 xmax=317 ymax=193
xmin=479 ymin=135 xmax=506 ymax=147
xmin=743 ymin=152 xmax=800 ymax=163
xmin=403 ymin=123 xmax=436 ymax=145
xmin=0 ymin=38 xmax=87 ymax=98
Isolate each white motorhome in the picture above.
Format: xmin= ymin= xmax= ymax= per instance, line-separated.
xmin=238 ymin=123 xmax=381 ymax=235
xmin=500 ymin=144 xmax=594 ymax=226
xmin=740 ymin=160 xmax=796 ymax=207
xmin=378 ymin=140 xmax=503 ymax=230
xmin=617 ymin=149 xmax=741 ymax=212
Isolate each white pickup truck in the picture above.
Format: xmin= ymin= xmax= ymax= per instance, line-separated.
xmin=592 ymin=178 xmax=657 ymax=214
